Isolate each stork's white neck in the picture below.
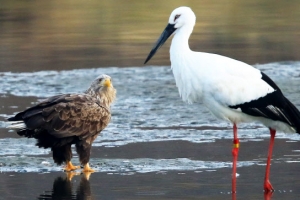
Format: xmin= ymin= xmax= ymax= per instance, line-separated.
xmin=169 ymin=25 xmax=201 ymax=104
xmin=170 ymin=26 xmax=193 ymax=55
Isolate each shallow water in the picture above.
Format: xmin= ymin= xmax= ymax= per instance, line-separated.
xmin=0 ymin=62 xmax=300 ymax=199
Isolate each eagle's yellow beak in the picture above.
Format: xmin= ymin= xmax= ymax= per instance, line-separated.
xmin=103 ymin=78 xmax=111 ymax=87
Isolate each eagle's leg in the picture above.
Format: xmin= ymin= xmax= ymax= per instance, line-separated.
xmin=76 ymin=141 xmax=95 ymax=172
xmin=52 ymin=145 xmax=80 ymax=171
xmin=64 ymin=161 xmax=80 ymax=172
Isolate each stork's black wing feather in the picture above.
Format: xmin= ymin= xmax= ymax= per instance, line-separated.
xmin=229 ymin=72 xmax=300 ymax=132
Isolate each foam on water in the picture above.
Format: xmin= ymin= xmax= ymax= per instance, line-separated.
xmin=0 ymin=156 xmax=258 ymax=173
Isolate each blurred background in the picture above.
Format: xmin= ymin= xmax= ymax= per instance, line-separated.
xmin=0 ymin=0 xmax=300 ymax=72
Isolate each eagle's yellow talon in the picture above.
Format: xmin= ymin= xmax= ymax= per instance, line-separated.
xmin=64 ymin=161 xmax=80 ymax=171
xmin=82 ymin=163 xmax=95 ymax=173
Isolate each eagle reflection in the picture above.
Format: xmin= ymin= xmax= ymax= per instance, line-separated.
xmin=38 ymin=172 xmax=92 ymax=200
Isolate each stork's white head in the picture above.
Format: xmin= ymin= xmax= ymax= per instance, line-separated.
xmin=168 ymin=7 xmax=196 ymax=30
xmin=144 ymin=7 xmax=196 ymax=64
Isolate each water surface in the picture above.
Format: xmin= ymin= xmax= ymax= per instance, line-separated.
xmin=0 ymin=63 xmax=300 ymax=199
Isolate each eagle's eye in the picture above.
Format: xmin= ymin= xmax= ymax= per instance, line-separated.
xmin=98 ymin=78 xmax=103 ymax=83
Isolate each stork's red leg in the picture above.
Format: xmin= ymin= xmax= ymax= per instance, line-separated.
xmin=232 ymin=123 xmax=239 ymax=194
xmin=264 ymin=128 xmax=275 ymax=193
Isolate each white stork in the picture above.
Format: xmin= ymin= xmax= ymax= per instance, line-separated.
xmin=144 ymin=6 xmax=300 ymax=194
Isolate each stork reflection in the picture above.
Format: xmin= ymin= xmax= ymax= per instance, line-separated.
xmin=38 ymin=172 xmax=93 ymax=200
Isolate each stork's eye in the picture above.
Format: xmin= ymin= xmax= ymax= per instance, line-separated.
xmin=174 ymin=14 xmax=181 ymax=21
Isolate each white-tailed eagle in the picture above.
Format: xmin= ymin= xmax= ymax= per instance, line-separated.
xmin=7 ymin=74 xmax=116 ymax=172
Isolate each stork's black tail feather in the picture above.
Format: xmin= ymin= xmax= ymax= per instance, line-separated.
xmin=283 ymin=97 xmax=300 ymax=133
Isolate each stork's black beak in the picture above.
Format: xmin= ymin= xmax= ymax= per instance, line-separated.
xmin=144 ymin=23 xmax=176 ymax=64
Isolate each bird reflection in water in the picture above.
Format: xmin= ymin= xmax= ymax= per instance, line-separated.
xmin=38 ymin=172 xmax=93 ymax=200
xmin=231 ymin=190 xmax=273 ymax=200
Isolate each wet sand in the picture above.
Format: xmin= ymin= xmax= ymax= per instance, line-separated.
xmin=0 ymin=139 xmax=300 ymax=199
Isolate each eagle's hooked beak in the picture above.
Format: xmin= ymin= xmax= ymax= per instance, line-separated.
xmin=103 ymin=78 xmax=111 ymax=87
xmin=144 ymin=23 xmax=176 ymax=64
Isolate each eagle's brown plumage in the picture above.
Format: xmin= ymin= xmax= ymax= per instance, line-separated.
xmin=7 ymin=74 xmax=116 ymax=172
